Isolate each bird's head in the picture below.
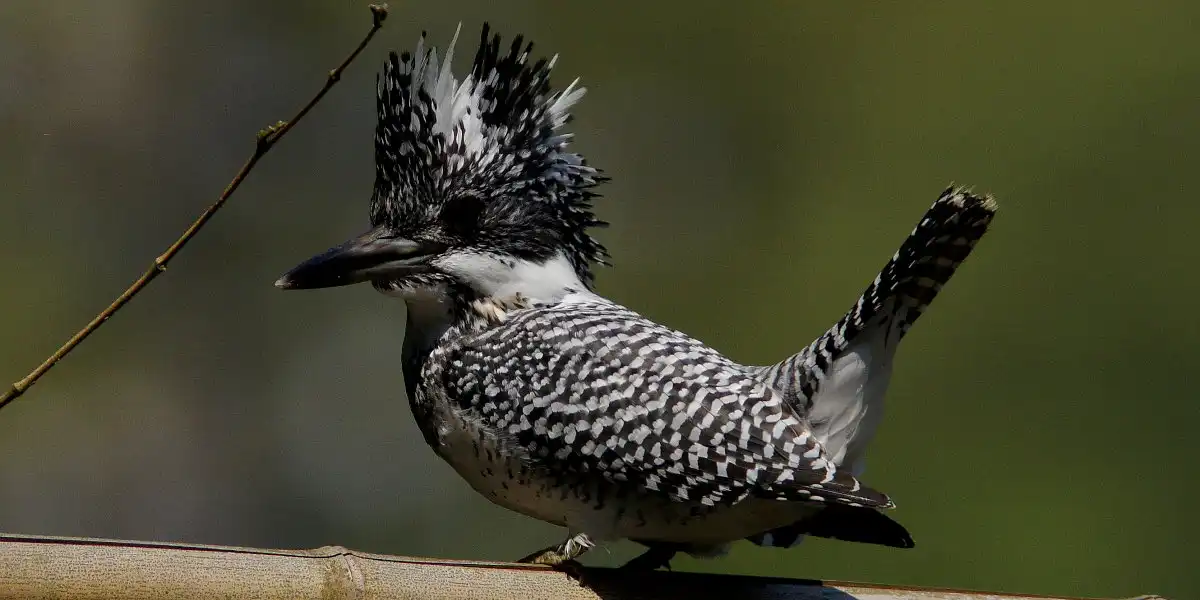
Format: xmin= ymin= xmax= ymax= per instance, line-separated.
xmin=276 ymin=24 xmax=607 ymax=302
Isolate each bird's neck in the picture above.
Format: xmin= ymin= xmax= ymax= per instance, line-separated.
xmin=398 ymin=285 xmax=455 ymax=400
xmin=433 ymin=251 xmax=588 ymax=306
xmin=401 ymin=251 xmax=595 ymax=348
xmin=403 ymin=286 xmax=456 ymax=347
xmin=397 ymin=254 xmax=601 ymax=412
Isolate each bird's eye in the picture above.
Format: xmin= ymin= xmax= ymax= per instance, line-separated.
xmin=441 ymin=193 xmax=486 ymax=238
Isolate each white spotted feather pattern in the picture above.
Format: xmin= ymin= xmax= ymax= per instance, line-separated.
xmin=419 ymin=297 xmax=893 ymax=511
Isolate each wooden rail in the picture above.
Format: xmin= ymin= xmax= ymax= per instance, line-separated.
xmin=0 ymin=533 xmax=1165 ymax=600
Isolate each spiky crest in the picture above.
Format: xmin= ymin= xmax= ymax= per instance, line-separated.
xmin=370 ymin=24 xmax=608 ymax=287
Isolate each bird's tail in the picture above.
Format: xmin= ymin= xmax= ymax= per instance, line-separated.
xmin=746 ymin=503 xmax=914 ymax=549
xmin=746 ymin=186 xmax=995 ymax=551
xmin=843 ymin=186 xmax=997 ymax=343
xmin=754 ymin=186 xmax=997 ymax=407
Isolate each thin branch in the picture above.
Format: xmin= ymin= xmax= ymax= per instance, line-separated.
xmin=0 ymin=4 xmax=390 ymax=413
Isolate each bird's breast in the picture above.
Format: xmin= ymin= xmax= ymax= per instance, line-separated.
xmin=414 ymin=383 xmax=816 ymax=544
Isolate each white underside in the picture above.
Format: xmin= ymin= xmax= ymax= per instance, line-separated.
xmin=759 ymin=321 xmax=900 ymax=549
xmin=430 ymin=404 xmax=824 ymax=545
xmin=808 ymin=323 xmax=898 ymax=478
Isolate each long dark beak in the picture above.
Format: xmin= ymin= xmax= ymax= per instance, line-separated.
xmin=274 ymin=226 xmax=444 ymax=290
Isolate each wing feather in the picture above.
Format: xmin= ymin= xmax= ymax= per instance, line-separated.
xmin=441 ymin=300 xmax=892 ymax=509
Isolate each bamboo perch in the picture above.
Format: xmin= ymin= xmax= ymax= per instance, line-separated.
xmin=0 ymin=533 xmax=1164 ymax=600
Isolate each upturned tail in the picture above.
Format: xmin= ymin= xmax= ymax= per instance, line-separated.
xmin=748 ymin=186 xmax=996 ymax=550
xmin=755 ymin=186 xmax=997 ymax=410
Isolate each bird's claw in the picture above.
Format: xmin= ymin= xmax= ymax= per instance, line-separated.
xmin=516 ymin=549 xmax=586 ymax=585
xmin=516 ymin=536 xmax=593 ymax=586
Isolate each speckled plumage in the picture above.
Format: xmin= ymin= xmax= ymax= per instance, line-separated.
xmin=754 ymin=188 xmax=997 ymax=417
xmin=403 ymin=291 xmax=907 ymax=553
xmin=746 ymin=188 xmax=996 ymax=550
xmin=370 ymin=24 xmax=606 ymax=290
xmin=422 ymin=297 xmax=888 ymax=503
xmin=278 ymin=23 xmax=996 ymax=569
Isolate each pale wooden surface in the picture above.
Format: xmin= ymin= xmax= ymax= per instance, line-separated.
xmin=0 ymin=533 xmax=1164 ymax=600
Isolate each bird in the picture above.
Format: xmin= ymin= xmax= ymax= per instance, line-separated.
xmin=274 ymin=23 xmax=997 ymax=571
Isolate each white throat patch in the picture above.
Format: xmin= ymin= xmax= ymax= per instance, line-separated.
xmin=431 ymin=250 xmax=585 ymax=305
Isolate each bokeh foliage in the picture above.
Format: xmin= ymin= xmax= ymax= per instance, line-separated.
xmin=1 ymin=2 xmax=1196 ymax=598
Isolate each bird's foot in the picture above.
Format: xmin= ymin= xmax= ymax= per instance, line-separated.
xmin=516 ymin=532 xmax=594 ymax=565
xmin=517 ymin=546 xmax=577 ymax=566
xmin=516 ymin=533 xmax=594 ymax=585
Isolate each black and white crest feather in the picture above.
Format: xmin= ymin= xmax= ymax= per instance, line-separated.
xmin=371 ymin=24 xmax=608 ymax=286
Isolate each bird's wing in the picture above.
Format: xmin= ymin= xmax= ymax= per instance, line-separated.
xmin=441 ymin=299 xmax=892 ymax=509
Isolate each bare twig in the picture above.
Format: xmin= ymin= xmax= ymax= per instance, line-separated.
xmin=0 ymin=4 xmax=390 ymax=413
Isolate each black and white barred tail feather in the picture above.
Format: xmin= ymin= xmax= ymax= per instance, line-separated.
xmin=747 ymin=186 xmax=995 ymax=550
xmin=859 ymin=186 xmax=996 ymax=340
xmin=755 ymin=186 xmax=997 ymax=409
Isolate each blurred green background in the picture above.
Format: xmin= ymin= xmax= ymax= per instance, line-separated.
xmin=1 ymin=2 xmax=1197 ymax=598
